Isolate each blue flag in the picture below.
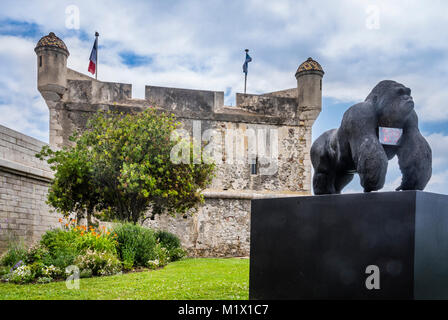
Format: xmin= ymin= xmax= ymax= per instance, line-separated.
xmin=243 ymin=52 xmax=252 ymax=74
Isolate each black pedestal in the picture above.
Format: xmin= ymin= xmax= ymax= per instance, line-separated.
xmin=249 ymin=191 xmax=448 ymax=300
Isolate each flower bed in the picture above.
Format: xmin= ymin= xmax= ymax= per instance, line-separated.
xmin=0 ymin=218 xmax=185 ymax=284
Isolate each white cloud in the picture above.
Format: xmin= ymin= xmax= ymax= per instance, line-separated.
xmin=426 ymin=170 xmax=448 ymax=195
xmin=426 ymin=133 xmax=448 ymax=169
xmin=0 ymin=35 xmax=48 ymax=141
xmin=0 ymin=0 xmax=447 ymax=156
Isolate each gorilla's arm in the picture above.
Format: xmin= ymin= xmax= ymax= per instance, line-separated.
xmin=354 ymin=134 xmax=389 ymax=192
xmin=395 ymin=111 xmax=432 ymax=190
xmin=341 ymin=102 xmax=389 ymax=192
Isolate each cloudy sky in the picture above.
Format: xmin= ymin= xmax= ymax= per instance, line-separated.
xmin=0 ymin=0 xmax=447 ymax=194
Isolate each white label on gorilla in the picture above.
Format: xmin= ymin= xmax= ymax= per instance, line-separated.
xmin=379 ymin=127 xmax=403 ymax=145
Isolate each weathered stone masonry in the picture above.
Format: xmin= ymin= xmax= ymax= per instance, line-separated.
xmin=0 ymin=125 xmax=57 ymax=252
xmin=0 ymin=33 xmax=324 ymax=256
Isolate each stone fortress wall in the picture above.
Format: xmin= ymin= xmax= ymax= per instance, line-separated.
xmin=0 ymin=32 xmax=324 ymax=256
xmin=0 ymin=125 xmax=57 ymax=252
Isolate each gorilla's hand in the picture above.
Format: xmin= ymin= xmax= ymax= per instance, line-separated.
xmin=355 ymin=135 xmax=388 ymax=192
xmin=396 ymin=124 xmax=432 ymax=191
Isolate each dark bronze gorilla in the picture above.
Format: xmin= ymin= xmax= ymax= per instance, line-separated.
xmin=311 ymin=80 xmax=432 ymax=195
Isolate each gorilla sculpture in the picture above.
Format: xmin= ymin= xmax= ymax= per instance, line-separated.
xmin=311 ymin=80 xmax=432 ymax=195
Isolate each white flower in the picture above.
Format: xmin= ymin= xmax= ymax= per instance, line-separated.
xmin=42 ymin=265 xmax=60 ymax=277
xmin=10 ymin=265 xmax=32 ymax=283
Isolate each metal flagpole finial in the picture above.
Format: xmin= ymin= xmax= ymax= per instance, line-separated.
xmin=245 ymin=49 xmax=249 ymax=53
xmin=95 ymin=31 xmax=99 ymax=37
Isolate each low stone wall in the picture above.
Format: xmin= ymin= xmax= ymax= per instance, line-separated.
xmin=145 ymin=191 xmax=306 ymax=257
xmin=145 ymin=197 xmax=251 ymax=257
xmin=0 ymin=125 xmax=57 ymax=253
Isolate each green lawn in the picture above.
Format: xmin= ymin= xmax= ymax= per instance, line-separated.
xmin=0 ymin=258 xmax=249 ymax=300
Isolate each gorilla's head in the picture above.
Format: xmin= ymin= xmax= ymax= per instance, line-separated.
xmin=366 ymin=80 xmax=414 ymax=127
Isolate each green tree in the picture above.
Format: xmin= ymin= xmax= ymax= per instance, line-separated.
xmin=37 ymin=108 xmax=215 ymax=224
xmin=37 ymin=142 xmax=100 ymax=226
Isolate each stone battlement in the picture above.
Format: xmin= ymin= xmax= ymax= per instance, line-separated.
xmin=34 ymin=32 xmax=323 ymax=149
xmin=61 ymin=69 xmax=310 ymax=126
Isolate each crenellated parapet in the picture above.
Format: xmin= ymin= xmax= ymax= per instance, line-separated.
xmin=35 ymin=33 xmax=323 ymax=150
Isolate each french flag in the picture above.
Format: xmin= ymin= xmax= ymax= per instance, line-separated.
xmin=88 ymin=36 xmax=98 ymax=75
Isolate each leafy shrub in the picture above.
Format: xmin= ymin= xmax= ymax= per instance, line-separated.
xmin=121 ymin=247 xmax=136 ymax=271
xmin=113 ymin=223 xmax=156 ymax=267
xmin=147 ymin=242 xmax=169 ymax=270
xmin=40 ymin=229 xmax=78 ymax=253
xmin=80 ymin=268 xmax=93 ymax=278
xmin=36 ymin=277 xmax=52 ymax=284
xmin=39 ymin=223 xmax=117 ymax=270
xmin=28 ymin=262 xmax=45 ymax=278
xmin=155 ymin=230 xmax=185 ymax=261
xmin=155 ymin=230 xmax=180 ymax=250
xmin=10 ymin=259 xmax=24 ymax=271
xmin=25 ymin=244 xmax=51 ymax=265
xmin=42 ymin=249 xmax=78 ymax=271
xmin=74 ymin=250 xmax=121 ymax=276
xmin=74 ymin=229 xmax=117 ymax=255
xmin=2 ymin=261 xmax=47 ymax=283
xmin=8 ymin=265 xmax=34 ymax=284
xmin=168 ymin=247 xmax=186 ymax=261
xmin=1 ymin=223 xmax=182 ymax=284
xmin=41 ymin=265 xmax=61 ymax=278
xmin=0 ymin=242 xmax=27 ymax=267
xmin=40 ymin=229 xmax=79 ymax=269
xmin=146 ymin=260 xmax=159 ymax=270
xmin=0 ymin=266 xmax=10 ymax=276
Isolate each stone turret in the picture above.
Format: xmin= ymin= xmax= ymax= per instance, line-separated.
xmin=34 ymin=32 xmax=69 ymax=102
xmin=295 ymin=57 xmax=324 ymax=122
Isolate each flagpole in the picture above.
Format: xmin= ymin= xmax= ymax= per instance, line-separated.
xmin=244 ymin=49 xmax=249 ymax=94
xmin=95 ymin=32 xmax=99 ymax=80
xmin=244 ymin=73 xmax=247 ymax=94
